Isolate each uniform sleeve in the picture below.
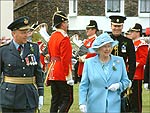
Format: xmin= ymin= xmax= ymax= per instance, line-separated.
xmin=34 ymin=44 xmax=44 ymax=96
xmin=60 ymin=38 xmax=72 ymax=77
xmin=144 ymin=50 xmax=150 ymax=83
xmin=136 ymin=45 xmax=148 ymax=66
xmin=127 ymin=39 xmax=136 ymax=80
xmin=85 ymin=53 xmax=97 ymax=59
xmin=40 ymin=53 xmax=46 ymax=71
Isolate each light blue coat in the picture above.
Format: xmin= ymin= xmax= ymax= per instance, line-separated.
xmin=79 ymin=54 xmax=130 ymax=113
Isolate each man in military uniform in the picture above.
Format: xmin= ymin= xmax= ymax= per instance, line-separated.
xmin=0 ymin=16 xmax=44 ymax=113
xmin=77 ymin=20 xmax=98 ymax=81
xmin=109 ymin=15 xmax=136 ymax=81
xmin=130 ymin=23 xmax=148 ymax=113
xmin=109 ymin=15 xmax=136 ymax=112
xmin=45 ymin=10 xmax=74 ymax=113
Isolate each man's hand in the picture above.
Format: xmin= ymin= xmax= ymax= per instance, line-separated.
xmin=144 ymin=83 xmax=149 ymax=90
xmin=79 ymin=55 xmax=87 ymax=62
xmin=128 ymin=80 xmax=132 ymax=88
xmin=67 ymin=79 xmax=74 ymax=86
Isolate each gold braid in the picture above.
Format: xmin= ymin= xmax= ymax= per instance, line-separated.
xmin=114 ymin=45 xmax=118 ymax=56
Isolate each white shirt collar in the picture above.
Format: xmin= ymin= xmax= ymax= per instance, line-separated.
xmin=56 ymin=29 xmax=68 ymax=37
xmin=88 ymin=34 xmax=97 ymax=39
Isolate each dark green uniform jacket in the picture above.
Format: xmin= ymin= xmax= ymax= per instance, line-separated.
xmin=110 ymin=34 xmax=136 ymax=80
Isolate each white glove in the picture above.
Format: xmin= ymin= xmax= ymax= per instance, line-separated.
xmin=67 ymin=79 xmax=74 ymax=86
xmin=38 ymin=96 xmax=44 ymax=110
xmin=79 ymin=104 xmax=87 ymax=113
xmin=144 ymin=83 xmax=149 ymax=90
xmin=108 ymin=83 xmax=120 ymax=91
xmin=128 ymin=80 xmax=132 ymax=88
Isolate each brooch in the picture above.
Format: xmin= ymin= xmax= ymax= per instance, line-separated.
xmin=112 ymin=60 xmax=120 ymax=71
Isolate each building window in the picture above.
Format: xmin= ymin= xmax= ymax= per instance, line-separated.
xmin=105 ymin=0 xmax=124 ymax=17
xmin=69 ymin=0 xmax=77 ymax=16
xmin=107 ymin=0 xmax=120 ymax=12
xmin=140 ymin=0 xmax=150 ymax=13
xmin=73 ymin=0 xmax=76 ymax=13
xmin=139 ymin=0 xmax=150 ymax=17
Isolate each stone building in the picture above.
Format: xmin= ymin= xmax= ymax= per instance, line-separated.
xmin=14 ymin=0 xmax=70 ymax=36
xmin=13 ymin=0 xmax=150 ymax=38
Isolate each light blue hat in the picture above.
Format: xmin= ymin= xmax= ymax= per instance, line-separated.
xmin=89 ymin=33 xmax=118 ymax=53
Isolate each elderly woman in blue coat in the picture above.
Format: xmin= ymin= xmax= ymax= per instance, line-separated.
xmin=79 ymin=33 xmax=130 ymax=113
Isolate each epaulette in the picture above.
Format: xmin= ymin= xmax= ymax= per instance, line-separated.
xmin=0 ymin=42 xmax=10 ymax=47
xmin=134 ymin=39 xmax=148 ymax=51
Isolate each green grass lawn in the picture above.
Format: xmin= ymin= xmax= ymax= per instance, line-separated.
xmin=142 ymin=86 xmax=150 ymax=113
xmin=41 ymin=84 xmax=150 ymax=113
xmin=41 ymin=84 xmax=80 ymax=113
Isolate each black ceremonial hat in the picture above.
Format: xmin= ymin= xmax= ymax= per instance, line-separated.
xmin=52 ymin=11 xmax=68 ymax=27
xmin=130 ymin=23 xmax=142 ymax=32
xmin=109 ymin=15 xmax=126 ymax=25
xmin=86 ymin=20 xmax=99 ymax=31
xmin=130 ymin=23 xmax=142 ymax=35
xmin=30 ymin=21 xmax=39 ymax=30
xmin=7 ymin=16 xmax=31 ymax=31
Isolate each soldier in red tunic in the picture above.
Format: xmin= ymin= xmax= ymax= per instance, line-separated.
xmin=77 ymin=20 xmax=98 ymax=81
xmin=130 ymin=23 xmax=148 ymax=113
xmin=46 ymin=10 xmax=74 ymax=113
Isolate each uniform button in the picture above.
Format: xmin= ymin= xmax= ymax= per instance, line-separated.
xmin=23 ymin=67 xmax=25 ymax=69
xmin=6 ymin=88 xmax=9 ymax=90
xmin=23 ymin=74 xmax=26 ymax=76
xmin=22 ymin=60 xmax=24 ymax=62
xmin=105 ymin=87 xmax=108 ymax=89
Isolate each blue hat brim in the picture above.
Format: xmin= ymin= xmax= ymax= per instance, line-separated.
xmin=89 ymin=40 xmax=118 ymax=53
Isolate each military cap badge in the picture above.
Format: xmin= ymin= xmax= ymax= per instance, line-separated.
xmin=116 ymin=19 xmax=119 ymax=23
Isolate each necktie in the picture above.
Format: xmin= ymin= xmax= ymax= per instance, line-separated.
xmin=18 ymin=45 xmax=23 ymax=54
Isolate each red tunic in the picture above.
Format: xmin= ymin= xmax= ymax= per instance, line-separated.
xmin=78 ymin=35 xmax=97 ymax=76
xmin=40 ymin=53 xmax=45 ymax=71
xmin=133 ymin=39 xmax=148 ymax=80
xmin=37 ymin=41 xmax=46 ymax=71
xmin=47 ymin=30 xmax=72 ymax=81
xmin=84 ymin=36 xmax=96 ymax=48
